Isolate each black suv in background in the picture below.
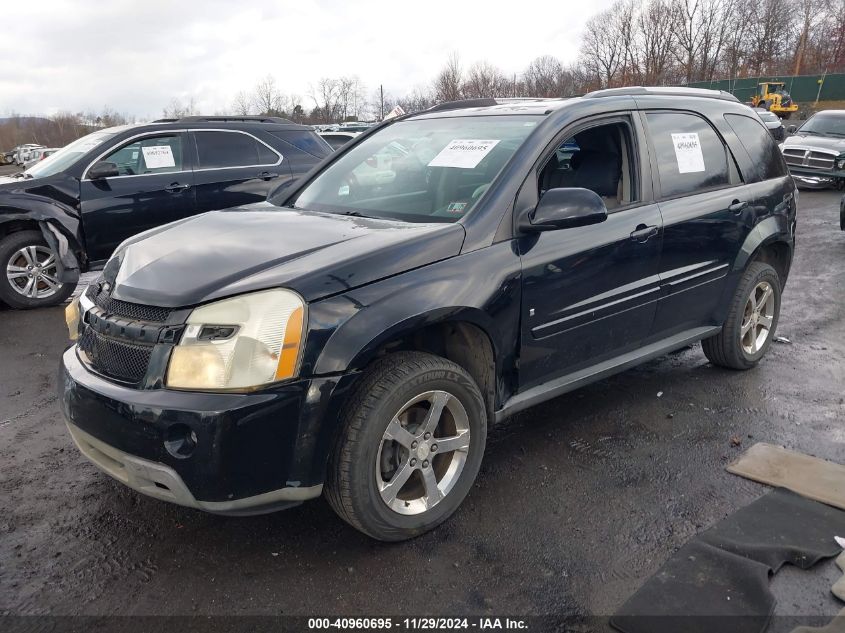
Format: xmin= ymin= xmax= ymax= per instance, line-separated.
xmin=61 ymin=89 xmax=796 ymax=540
xmin=0 ymin=116 xmax=330 ymax=309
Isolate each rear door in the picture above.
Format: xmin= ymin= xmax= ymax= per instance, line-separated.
xmin=517 ymin=114 xmax=664 ymax=389
xmin=642 ymin=110 xmax=750 ymax=337
xmin=79 ymin=132 xmax=195 ymax=263
xmin=190 ymin=130 xmax=291 ymax=212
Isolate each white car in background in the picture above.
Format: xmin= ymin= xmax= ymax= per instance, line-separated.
xmin=23 ymin=147 xmax=59 ymax=169
xmin=14 ymin=144 xmax=43 ymax=166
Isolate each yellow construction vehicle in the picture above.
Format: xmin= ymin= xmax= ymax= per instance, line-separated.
xmin=751 ymin=82 xmax=799 ymax=118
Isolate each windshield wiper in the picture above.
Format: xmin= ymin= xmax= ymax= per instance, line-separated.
xmin=12 ymin=172 xmax=32 ymax=179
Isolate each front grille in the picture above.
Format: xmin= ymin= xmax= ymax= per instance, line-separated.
xmin=783 ymin=148 xmax=837 ymax=171
xmin=86 ymin=283 xmax=172 ymax=323
xmin=79 ymin=327 xmax=154 ymax=384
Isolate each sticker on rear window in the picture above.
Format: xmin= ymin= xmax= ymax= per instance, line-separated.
xmin=670 ymin=133 xmax=705 ymax=173
xmin=142 ymin=145 xmax=176 ymax=169
xmin=427 ymin=139 xmax=500 ymax=169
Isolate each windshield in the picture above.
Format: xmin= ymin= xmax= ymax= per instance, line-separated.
xmin=25 ymin=129 xmax=121 ymax=178
xmin=285 ymin=116 xmax=540 ymax=223
xmin=797 ymin=113 xmax=845 ymax=137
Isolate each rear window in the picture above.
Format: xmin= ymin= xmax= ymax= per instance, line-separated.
xmin=194 ymin=131 xmax=279 ymax=169
xmin=725 ymin=113 xmax=788 ymax=181
xmin=646 ymin=112 xmax=732 ymax=198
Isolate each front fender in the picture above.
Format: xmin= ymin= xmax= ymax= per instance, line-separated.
xmin=0 ymin=191 xmax=86 ymax=274
xmin=302 ymin=241 xmax=523 ymax=401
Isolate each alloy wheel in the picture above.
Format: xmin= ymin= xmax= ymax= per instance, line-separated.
xmin=6 ymin=245 xmax=62 ymax=299
xmin=741 ymin=281 xmax=775 ymax=355
xmin=376 ymin=390 xmax=471 ymax=516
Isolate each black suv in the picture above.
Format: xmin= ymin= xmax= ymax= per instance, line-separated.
xmin=60 ymin=88 xmax=796 ymax=541
xmin=0 ymin=116 xmax=330 ymax=309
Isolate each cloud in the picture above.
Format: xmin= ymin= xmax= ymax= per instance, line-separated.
xmin=1 ymin=0 xmax=615 ymax=119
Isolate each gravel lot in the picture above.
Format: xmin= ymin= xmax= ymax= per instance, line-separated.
xmin=0 ymin=190 xmax=843 ymax=626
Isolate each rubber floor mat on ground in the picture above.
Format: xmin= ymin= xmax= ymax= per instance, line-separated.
xmin=727 ymin=444 xmax=845 ymax=511
xmin=611 ymin=489 xmax=845 ymax=633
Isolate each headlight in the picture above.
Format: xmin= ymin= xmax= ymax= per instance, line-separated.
xmin=836 ymin=158 xmax=845 ymax=170
xmin=166 ymin=289 xmax=305 ymax=391
xmin=65 ymin=297 xmax=81 ymax=341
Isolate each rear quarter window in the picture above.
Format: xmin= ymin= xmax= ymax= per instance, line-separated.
xmin=646 ymin=112 xmax=733 ymax=198
xmin=272 ymin=131 xmax=332 ymax=158
xmin=724 ymin=113 xmax=788 ymax=182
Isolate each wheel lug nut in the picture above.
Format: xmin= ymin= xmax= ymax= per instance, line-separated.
xmin=431 ymin=444 xmax=438 ymax=452
xmin=411 ymin=441 xmax=418 ymax=449
xmin=422 ymin=460 xmax=429 ymax=468
xmin=410 ymin=458 xmax=417 ymax=467
xmin=424 ymin=432 xmax=431 ymax=440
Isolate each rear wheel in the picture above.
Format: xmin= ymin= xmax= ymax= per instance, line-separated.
xmin=325 ymin=352 xmax=487 ymax=541
xmin=702 ymin=262 xmax=781 ymax=370
xmin=0 ymin=230 xmax=74 ymax=309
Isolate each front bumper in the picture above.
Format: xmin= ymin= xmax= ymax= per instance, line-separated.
xmin=59 ymin=347 xmax=356 ymax=515
xmin=790 ymin=174 xmax=837 ymax=189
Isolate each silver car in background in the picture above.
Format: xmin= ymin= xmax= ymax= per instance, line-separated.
xmin=780 ymin=110 xmax=845 ymax=189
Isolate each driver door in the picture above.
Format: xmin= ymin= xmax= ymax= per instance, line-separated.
xmin=79 ymin=132 xmax=195 ymax=264
xmin=517 ymin=115 xmax=664 ymax=389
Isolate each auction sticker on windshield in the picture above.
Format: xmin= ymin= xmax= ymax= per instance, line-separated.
xmin=142 ymin=145 xmax=176 ymax=169
xmin=670 ymin=133 xmax=705 ymax=173
xmin=428 ymin=139 xmax=500 ymax=169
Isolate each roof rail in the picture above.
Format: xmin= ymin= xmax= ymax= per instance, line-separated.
xmin=178 ymin=115 xmax=294 ymax=124
xmin=426 ymin=98 xmax=498 ymax=113
xmin=583 ymin=86 xmax=740 ymax=103
xmin=152 ymin=118 xmax=180 ymax=123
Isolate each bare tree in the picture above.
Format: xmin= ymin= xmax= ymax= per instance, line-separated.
xmin=462 ymin=61 xmax=509 ymax=98
xmin=162 ymin=97 xmax=197 ymax=119
xmin=638 ymin=0 xmax=677 ymax=84
xmin=433 ymin=52 xmax=463 ymax=102
xmin=252 ymin=75 xmax=289 ymax=116
xmin=231 ymin=91 xmax=253 ymax=116
xmin=580 ymin=4 xmax=625 ymax=87
xmin=522 ymin=55 xmax=573 ymax=97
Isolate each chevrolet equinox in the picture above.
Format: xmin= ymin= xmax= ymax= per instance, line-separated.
xmin=60 ymin=88 xmax=796 ymax=541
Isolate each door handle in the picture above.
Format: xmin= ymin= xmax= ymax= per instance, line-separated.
xmin=258 ymin=171 xmax=279 ymax=180
xmin=729 ymin=200 xmax=748 ymax=213
xmin=165 ymin=183 xmax=191 ymax=193
xmin=630 ymin=224 xmax=659 ymax=243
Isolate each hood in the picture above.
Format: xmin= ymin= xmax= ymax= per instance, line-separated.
xmin=110 ymin=207 xmax=466 ymax=307
xmin=783 ymin=134 xmax=845 ymax=154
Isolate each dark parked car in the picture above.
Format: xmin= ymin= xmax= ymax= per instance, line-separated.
xmin=781 ymin=110 xmax=845 ymax=189
xmin=61 ymin=88 xmax=796 ymax=540
xmin=0 ymin=116 xmax=331 ymax=309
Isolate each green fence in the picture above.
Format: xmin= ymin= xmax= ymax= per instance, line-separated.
xmin=683 ymin=73 xmax=845 ymax=103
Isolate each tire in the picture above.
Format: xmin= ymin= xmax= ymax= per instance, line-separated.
xmin=325 ymin=351 xmax=487 ymax=541
xmin=0 ymin=230 xmax=75 ymax=309
xmin=702 ymin=262 xmax=781 ymax=370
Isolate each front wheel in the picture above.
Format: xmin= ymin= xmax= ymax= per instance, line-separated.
xmin=702 ymin=262 xmax=781 ymax=370
xmin=0 ymin=230 xmax=75 ymax=309
xmin=325 ymin=352 xmax=487 ymax=541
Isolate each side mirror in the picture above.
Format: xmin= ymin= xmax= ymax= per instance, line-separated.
xmin=88 ymin=161 xmax=119 ymax=180
xmin=786 ymin=125 xmax=797 ymax=135
xmin=521 ymin=187 xmax=608 ymax=232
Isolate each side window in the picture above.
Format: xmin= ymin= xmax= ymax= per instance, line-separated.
xmin=645 ymin=112 xmax=732 ymax=198
xmin=102 ymin=135 xmax=183 ymax=176
xmin=194 ymin=131 xmax=278 ymax=169
xmin=724 ymin=113 xmax=788 ymax=181
xmin=537 ymin=121 xmax=638 ymax=210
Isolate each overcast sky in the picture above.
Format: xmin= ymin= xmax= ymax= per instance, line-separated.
xmin=2 ymin=0 xmax=617 ymax=120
